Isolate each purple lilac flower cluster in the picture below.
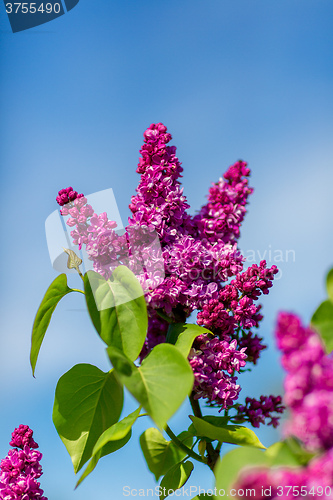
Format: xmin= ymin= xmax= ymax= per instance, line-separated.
xmin=129 ymin=122 xmax=192 ymax=244
xmin=234 ymin=313 xmax=333 ymax=498
xmin=237 ymin=331 xmax=266 ymax=365
xmin=235 ymin=395 xmax=285 ymax=428
xmin=189 ymin=336 xmax=247 ymax=409
xmin=192 ymin=159 xmax=253 ymax=245
xmin=191 ymin=261 xmax=278 ymax=410
xmin=0 ymin=425 xmax=47 ymax=500
xmin=127 ymin=123 xmax=247 ymax=319
xmin=196 ymin=261 xmax=278 ymax=334
xmin=236 ymin=450 xmax=333 ymax=500
xmin=56 ymin=186 xmax=84 ymax=207
xmin=276 ymin=313 xmax=333 ymax=452
xmin=56 ymin=123 xmax=279 ymax=413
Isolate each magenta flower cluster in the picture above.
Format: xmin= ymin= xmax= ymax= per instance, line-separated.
xmin=235 ymin=395 xmax=285 ymax=428
xmin=196 ymin=259 xmax=278 ymax=335
xmin=192 ymin=261 xmax=277 ymax=408
xmin=189 ymin=336 xmax=247 ymax=409
xmin=276 ymin=313 xmax=333 ymax=452
xmin=237 ymin=331 xmax=267 ymax=365
xmin=0 ymin=425 xmax=47 ymax=500
xmin=56 ymin=123 xmax=280 ymax=413
xmin=234 ymin=313 xmax=333 ymax=498
xmin=129 ymin=122 xmax=192 ymax=245
xmin=192 ymin=159 xmax=253 ymax=245
xmin=56 ymin=187 xmax=84 ymax=207
xmin=236 ymin=450 xmax=333 ymax=500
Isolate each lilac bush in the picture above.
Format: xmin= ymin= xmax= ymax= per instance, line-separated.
xmin=30 ymin=123 xmax=333 ymax=497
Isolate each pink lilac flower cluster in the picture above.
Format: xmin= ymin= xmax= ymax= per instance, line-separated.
xmin=128 ymin=123 xmax=247 ymax=319
xmin=189 ymin=336 xmax=247 ymax=409
xmin=192 ymin=261 xmax=278 ymax=407
xmin=129 ymin=122 xmax=192 ymax=244
xmin=276 ymin=313 xmax=333 ymax=452
xmin=196 ymin=261 xmax=278 ymax=335
xmin=235 ymin=395 xmax=285 ymax=428
xmin=234 ymin=313 xmax=333 ymax=498
xmin=237 ymin=331 xmax=267 ymax=365
xmin=56 ymin=123 xmax=278 ymax=412
xmin=236 ymin=449 xmax=333 ymax=500
xmin=56 ymin=186 xmax=84 ymax=206
xmin=192 ymin=160 xmax=252 ymax=245
xmin=0 ymin=425 xmax=47 ymax=500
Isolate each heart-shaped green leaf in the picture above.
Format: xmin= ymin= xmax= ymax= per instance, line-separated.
xmin=84 ymin=267 xmax=147 ymax=360
xmin=140 ymin=428 xmax=193 ymax=481
xmin=311 ymin=299 xmax=333 ymax=353
xmin=159 ymin=461 xmax=194 ymax=499
xmin=166 ymin=323 xmax=212 ymax=357
xmin=108 ymin=344 xmax=194 ymax=430
xmin=190 ymin=416 xmax=265 ymax=449
xmin=53 ymin=363 xmax=123 ymax=473
xmin=30 ymin=274 xmax=81 ymax=376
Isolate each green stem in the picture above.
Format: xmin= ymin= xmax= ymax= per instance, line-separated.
xmin=189 ymin=393 xmax=220 ymax=471
xmin=72 ymin=288 xmax=85 ymax=294
xmin=215 ymin=441 xmax=222 ymax=456
xmin=165 ymin=425 xmax=207 ymax=465
xmin=75 ymin=266 xmax=85 ymax=283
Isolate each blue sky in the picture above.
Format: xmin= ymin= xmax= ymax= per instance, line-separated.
xmin=1 ymin=1 xmax=333 ymax=498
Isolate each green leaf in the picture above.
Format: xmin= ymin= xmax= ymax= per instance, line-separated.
xmin=327 ymin=268 xmax=333 ymax=303
xmin=214 ymin=446 xmax=269 ymax=496
xmin=75 ymin=432 xmax=131 ymax=488
xmin=198 ymin=416 xmax=230 ymax=428
xmin=159 ymin=461 xmax=194 ymax=500
xmin=166 ymin=323 xmax=212 ymax=357
xmin=198 ymin=440 xmax=206 ymax=459
xmin=76 ymin=406 xmax=141 ymax=487
xmin=281 ymin=437 xmax=315 ymax=466
xmin=140 ymin=428 xmax=193 ymax=481
xmin=265 ymin=441 xmax=302 ymax=467
xmin=53 ymin=364 xmax=123 ymax=473
xmin=188 ymin=416 xmax=228 ymax=441
xmin=93 ymin=407 xmax=141 ymax=452
xmin=30 ymin=274 xmax=79 ymax=376
xmin=311 ymin=299 xmax=333 ymax=353
xmin=84 ymin=267 xmax=147 ymax=361
xmin=190 ymin=416 xmax=266 ymax=449
xmin=108 ymin=344 xmax=194 ymax=429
